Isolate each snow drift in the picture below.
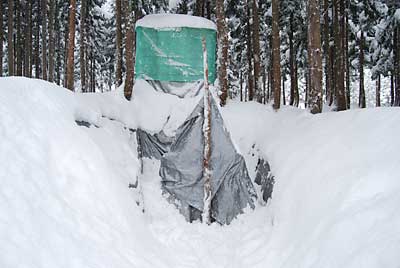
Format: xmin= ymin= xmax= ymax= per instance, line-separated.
xmin=1 ymin=77 xmax=400 ymax=268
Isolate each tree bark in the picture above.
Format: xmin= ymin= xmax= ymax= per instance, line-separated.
xmin=376 ymin=74 xmax=380 ymax=107
xmin=24 ymin=0 xmax=32 ymax=77
xmin=358 ymin=30 xmax=366 ymax=108
xmin=282 ymin=76 xmax=286 ymax=105
xmin=345 ymin=0 xmax=350 ymax=108
xmin=307 ymin=0 xmax=323 ymax=113
xmin=0 ymin=0 xmax=3 ymax=76
xmin=390 ymin=72 xmax=394 ymax=106
xmin=195 ymin=0 xmax=205 ymax=17
xmin=8 ymin=0 xmax=14 ymax=76
xmin=34 ymin=1 xmax=40 ymax=79
xmin=289 ymin=14 xmax=295 ymax=106
xmin=66 ymin=0 xmax=76 ymax=91
xmin=42 ymin=0 xmax=47 ymax=80
xmin=246 ymin=4 xmax=254 ymax=101
xmin=323 ymin=0 xmax=331 ymax=104
xmin=80 ymin=0 xmax=87 ymax=92
xmin=124 ymin=1 xmax=135 ymax=100
xmin=216 ymin=0 xmax=228 ymax=106
xmin=251 ymin=0 xmax=262 ymax=103
xmin=16 ymin=0 xmax=22 ymax=76
xmin=271 ymin=0 xmax=281 ymax=110
xmin=394 ymin=25 xmax=400 ymax=106
xmin=334 ymin=0 xmax=346 ymax=110
xmin=115 ymin=0 xmax=123 ymax=88
xmin=48 ymin=0 xmax=55 ymax=82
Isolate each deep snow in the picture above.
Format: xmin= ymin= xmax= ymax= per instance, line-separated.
xmin=1 ymin=77 xmax=399 ymax=268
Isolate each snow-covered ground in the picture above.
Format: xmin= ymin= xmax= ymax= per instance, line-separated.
xmin=1 ymin=77 xmax=399 ymax=268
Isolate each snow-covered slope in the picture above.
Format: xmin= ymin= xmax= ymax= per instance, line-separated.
xmin=1 ymin=77 xmax=399 ymax=268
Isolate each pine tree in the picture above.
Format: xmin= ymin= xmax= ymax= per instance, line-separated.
xmin=0 ymin=0 xmax=3 ymax=76
xmin=7 ymin=0 xmax=14 ymax=76
xmin=307 ymin=0 xmax=323 ymax=113
xmin=124 ymin=0 xmax=135 ymax=100
xmin=80 ymin=0 xmax=87 ymax=92
xmin=216 ymin=0 xmax=228 ymax=106
xmin=115 ymin=0 xmax=123 ymax=87
xmin=48 ymin=0 xmax=55 ymax=82
xmin=271 ymin=0 xmax=281 ymax=110
xmin=66 ymin=0 xmax=77 ymax=91
xmin=42 ymin=0 xmax=48 ymax=80
xmin=251 ymin=0 xmax=262 ymax=103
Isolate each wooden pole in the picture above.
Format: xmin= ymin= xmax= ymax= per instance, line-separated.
xmin=202 ymin=37 xmax=212 ymax=225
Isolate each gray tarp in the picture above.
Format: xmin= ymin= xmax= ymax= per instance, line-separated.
xmin=147 ymin=80 xmax=204 ymax=98
xmin=159 ymin=95 xmax=257 ymax=225
xmin=136 ymin=129 xmax=172 ymax=160
xmin=255 ymin=158 xmax=275 ymax=203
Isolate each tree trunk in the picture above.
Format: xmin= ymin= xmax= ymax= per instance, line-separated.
xmin=271 ymin=0 xmax=281 ymax=110
xmin=323 ymin=0 xmax=331 ymax=104
xmin=240 ymin=70 xmax=243 ymax=102
xmin=345 ymin=0 xmax=350 ymax=108
xmin=0 ymin=0 xmax=3 ymax=76
xmin=246 ymin=4 xmax=254 ymax=101
xmin=48 ymin=0 xmax=55 ymax=82
xmin=289 ymin=14 xmax=295 ymax=106
xmin=63 ymin=5 xmax=69 ymax=88
xmin=66 ymin=0 xmax=76 ymax=91
xmin=394 ymin=25 xmax=400 ymax=106
xmin=8 ymin=0 xmax=14 ymax=76
xmin=34 ymin=1 xmax=40 ymax=79
xmin=390 ymin=72 xmax=394 ymax=106
xmin=358 ymin=30 xmax=366 ymax=108
xmin=24 ymin=0 xmax=32 ymax=77
xmin=307 ymin=0 xmax=323 ymax=114
xmin=251 ymin=0 xmax=262 ymax=103
xmin=124 ymin=1 xmax=135 ymax=100
xmin=80 ymin=0 xmax=87 ymax=92
xmin=195 ymin=0 xmax=205 ymax=17
xmin=115 ymin=0 xmax=123 ymax=88
xmin=42 ymin=0 xmax=47 ymax=80
xmin=216 ymin=0 xmax=228 ymax=106
xmin=201 ymin=37 xmax=212 ymax=225
xmin=376 ymin=74 xmax=380 ymax=107
xmin=282 ymin=76 xmax=286 ymax=105
xmin=334 ymin=0 xmax=346 ymax=110
xmin=294 ymin=58 xmax=299 ymax=106
xmin=16 ymin=0 xmax=23 ymax=76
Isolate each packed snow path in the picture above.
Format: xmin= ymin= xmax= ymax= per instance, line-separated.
xmin=1 ymin=78 xmax=400 ymax=268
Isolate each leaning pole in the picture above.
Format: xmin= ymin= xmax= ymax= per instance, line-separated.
xmin=202 ymin=37 xmax=212 ymax=225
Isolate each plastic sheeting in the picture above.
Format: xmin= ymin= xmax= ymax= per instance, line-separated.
xmin=135 ymin=26 xmax=217 ymax=82
xmin=146 ymin=80 xmax=204 ymax=98
xmin=254 ymin=158 xmax=275 ymax=203
xmin=136 ymin=129 xmax=172 ymax=160
xmin=159 ymin=95 xmax=257 ymax=225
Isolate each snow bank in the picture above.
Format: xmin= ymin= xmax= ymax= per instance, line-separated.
xmin=136 ymin=14 xmax=217 ymax=30
xmin=222 ymin=102 xmax=400 ymax=268
xmin=1 ymin=77 xmax=399 ymax=268
xmin=0 ymin=78 xmax=178 ymax=268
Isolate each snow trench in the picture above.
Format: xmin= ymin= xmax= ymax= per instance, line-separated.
xmin=1 ymin=77 xmax=400 ymax=268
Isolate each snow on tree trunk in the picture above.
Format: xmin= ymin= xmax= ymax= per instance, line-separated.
xmin=124 ymin=1 xmax=135 ymax=101
xmin=307 ymin=0 xmax=323 ymax=114
xmin=216 ymin=0 xmax=228 ymax=106
xmin=202 ymin=37 xmax=212 ymax=225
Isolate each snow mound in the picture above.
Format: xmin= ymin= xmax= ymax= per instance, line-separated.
xmin=1 ymin=77 xmax=400 ymax=268
xmin=136 ymin=14 xmax=217 ymax=30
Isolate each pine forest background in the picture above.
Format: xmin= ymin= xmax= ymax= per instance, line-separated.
xmin=0 ymin=0 xmax=399 ymax=111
